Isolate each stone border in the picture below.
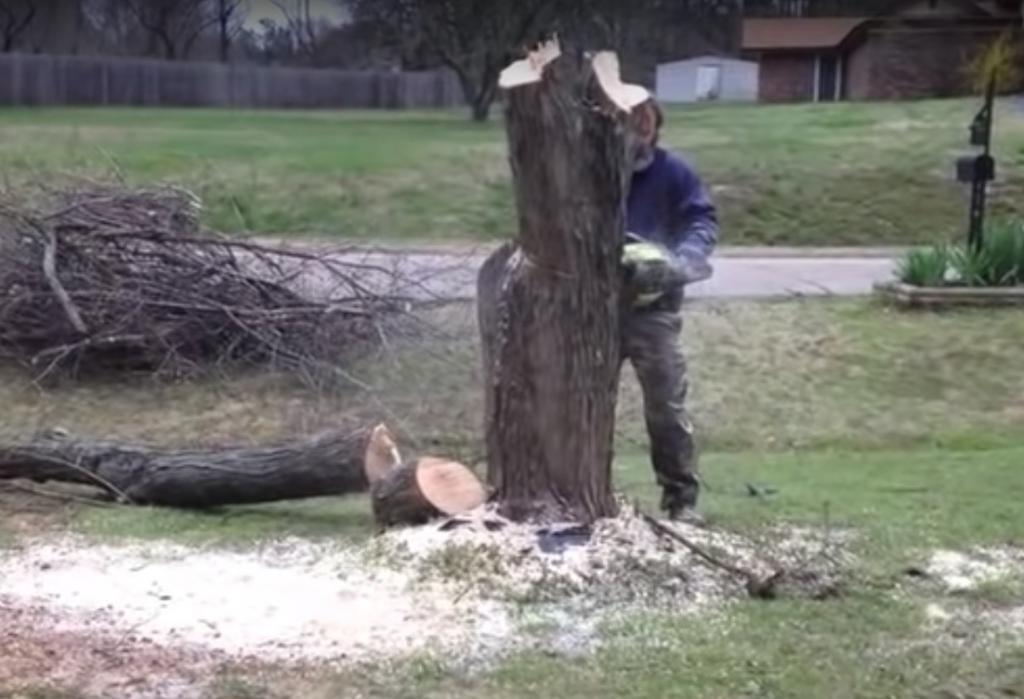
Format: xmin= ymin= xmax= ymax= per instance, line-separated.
xmin=874 ymin=280 xmax=1024 ymax=307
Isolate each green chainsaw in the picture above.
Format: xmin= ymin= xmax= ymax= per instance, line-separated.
xmin=622 ymin=232 xmax=712 ymax=307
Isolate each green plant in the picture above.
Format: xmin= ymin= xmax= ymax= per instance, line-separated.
xmin=897 ymin=245 xmax=949 ymax=286
xmin=950 ymin=219 xmax=1024 ymax=287
xmin=982 ymin=218 xmax=1024 ymax=285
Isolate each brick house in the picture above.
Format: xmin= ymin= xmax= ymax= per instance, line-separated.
xmin=743 ymin=0 xmax=1023 ymax=102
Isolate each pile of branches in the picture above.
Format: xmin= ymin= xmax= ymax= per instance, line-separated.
xmin=0 ymin=185 xmax=413 ymax=381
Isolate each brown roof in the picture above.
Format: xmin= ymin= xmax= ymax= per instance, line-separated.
xmin=742 ymin=18 xmax=869 ymax=51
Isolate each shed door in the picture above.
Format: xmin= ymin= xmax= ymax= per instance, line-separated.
xmin=817 ymin=55 xmax=839 ymax=102
xmin=695 ymin=64 xmax=722 ymax=101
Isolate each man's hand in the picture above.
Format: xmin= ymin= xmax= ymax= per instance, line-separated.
xmin=622 ymin=236 xmax=711 ymax=306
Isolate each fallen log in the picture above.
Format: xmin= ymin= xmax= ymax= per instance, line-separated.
xmin=0 ymin=426 xmax=392 ymax=508
xmin=371 ymin=457 xmax=487 ymax=528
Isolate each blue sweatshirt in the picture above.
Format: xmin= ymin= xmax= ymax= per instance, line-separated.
xmin=626 ymin=147 xmax=719 ymax=265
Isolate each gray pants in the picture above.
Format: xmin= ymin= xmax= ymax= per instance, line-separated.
xmin=621 ymin=308 xmax=699 ymax=508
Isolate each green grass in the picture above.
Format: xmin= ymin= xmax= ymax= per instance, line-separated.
xmin=4 ymin=300 xmax=1024 ymax=458
xmin=76 ymin=496 xmax=373 ymax=547
xmin=1 ymin=99 xmax=1023 ymax=244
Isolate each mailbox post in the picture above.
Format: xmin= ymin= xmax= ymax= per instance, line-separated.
xmin=957 ymin=74 xmax=997 ymax=251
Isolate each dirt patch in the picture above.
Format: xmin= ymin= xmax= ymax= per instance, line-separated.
xmin=0 ymin=600 xmax=222 ymax=699
xmin=0 ymin=485 xmax=79 ymax=541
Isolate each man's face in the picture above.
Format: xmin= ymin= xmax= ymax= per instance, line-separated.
xmin=630 ymin=103 xmax=658 ymax=172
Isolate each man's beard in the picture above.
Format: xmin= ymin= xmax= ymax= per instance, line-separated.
xmin=633 ymin=144 xmax=656 ymax=172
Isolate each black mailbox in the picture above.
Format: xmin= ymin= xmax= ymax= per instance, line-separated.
xmin=956 ymin=154 xmax=996 ymax=183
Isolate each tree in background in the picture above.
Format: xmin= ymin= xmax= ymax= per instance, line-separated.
xmin=214 ymin=0 xmax=245 ymax=62
xmin=270 ymin=0 xmax=330 ymax=65
xmin=348 ymin=0 xmax=744 ymax=121
xmin=24 ymin=0 xmax=88 ymax=54
xmin=0 ymin=0 xmax=36 ymax=52
xmin=350 ymin=0 xmax=567 ymax=121
xmin=124 ymin=0 xmax=216 ymax=60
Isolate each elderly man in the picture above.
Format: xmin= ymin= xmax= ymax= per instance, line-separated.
xmin=620 ymin=98 xmax=719 ymax=522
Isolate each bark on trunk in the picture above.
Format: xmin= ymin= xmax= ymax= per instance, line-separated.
xmin=370 ymin=457 xmax=487 ymax=528
xmin=477 ymin=47 xmax=632 ymax=523
xmin=0 ymin=428 xmax=376 ymax=508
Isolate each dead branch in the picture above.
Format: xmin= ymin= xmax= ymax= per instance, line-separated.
xmin=0 ymin=185 xmax=423 ymax=382
xmin=42 ymin=228 xmax=88 ymax=334
xmin=640 ymin=511 xmax=786 ymax=599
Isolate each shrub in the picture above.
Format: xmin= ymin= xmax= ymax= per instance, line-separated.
xmin=949 ymin=219 xmax=1024 ymax=287
xmin=898 ymin=219 xmax=1024 ymax=287
xmin=897 ymin=245 xmax=950 ymax=286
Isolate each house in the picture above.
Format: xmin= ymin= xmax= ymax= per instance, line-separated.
xmin=655 ymin=55 xmax=759 ymax=103
xmin=742 ymin=0 xmax=1023 ymax=102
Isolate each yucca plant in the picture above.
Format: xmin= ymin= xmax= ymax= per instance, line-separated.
xmin=949 ymin=245 xmax=996 ymax=286
xmin=897 ymin=245 xmax=950 ymax=287
xmin=948 ymin=219 xmax=1024 ymax=287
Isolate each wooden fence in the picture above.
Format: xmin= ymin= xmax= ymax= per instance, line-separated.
xmin=0 ymin=53 xmax=465 ymax=109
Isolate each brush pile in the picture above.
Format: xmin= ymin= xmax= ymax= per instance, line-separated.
xmin=0 ymin=185 xmax=412 ymax=381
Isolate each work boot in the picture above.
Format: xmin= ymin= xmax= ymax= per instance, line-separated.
xmin=661 ymin=490 xmax=707 ymax=527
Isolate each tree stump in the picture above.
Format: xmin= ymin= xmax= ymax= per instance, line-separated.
xmin=370 ymin=457 xmax=488 ymax=528
xmin=477 ymin=41 xmax=639 ymax=523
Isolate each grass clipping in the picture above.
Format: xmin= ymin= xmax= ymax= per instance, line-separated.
xmin=0 ymin=185 xmax=411 ymax=381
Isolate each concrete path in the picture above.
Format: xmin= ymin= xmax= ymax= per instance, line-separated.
xmin=688 ymin=256 xmax=896 ymax=299
xmin=310 ymin=248 xmax=898 ymax=302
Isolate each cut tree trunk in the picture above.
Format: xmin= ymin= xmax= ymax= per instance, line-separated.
xmin=477 ymin=44 xmax=634 ymax=523
xmin=371 ymin=457 xmax=487 ymax=528
xmin=0 ymin=427 xmax=380 ymax=508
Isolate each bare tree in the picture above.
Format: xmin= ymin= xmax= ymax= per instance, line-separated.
xmin=215 ymin=0 xmax=245 ymax=62
xmin=125 ymin=0 xmax=217 ymax=60
xmin=25 ymin=0 xmax=86 ymax=54
xmin=0 ymin=0 xmax=36 ymax=52
xmin=351 ymin=0 xmax=567 ymax=121
xmin=81 ymin=0 xmax=145 ymax=55
xmin=270 ymin=0 xmax=328 ymax=65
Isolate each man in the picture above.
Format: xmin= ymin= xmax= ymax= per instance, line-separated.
xmin=621 ymin=98 xmax=718 ymax=522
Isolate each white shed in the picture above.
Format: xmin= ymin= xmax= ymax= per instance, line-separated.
xmin=655 ymin=56 xmax=759 ymax=104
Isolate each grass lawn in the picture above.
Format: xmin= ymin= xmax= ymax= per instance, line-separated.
xmin=4 ymin=299 xmax=1023 ymax=456
xmin=3 ymin=299 xmax=1024 ymax=698
xmin=1 ymin=99 xmax=1022 ymax=245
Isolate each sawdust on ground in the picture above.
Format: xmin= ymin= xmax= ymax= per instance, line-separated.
xmin=0 ymin=506 xmax=849 ymax=697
